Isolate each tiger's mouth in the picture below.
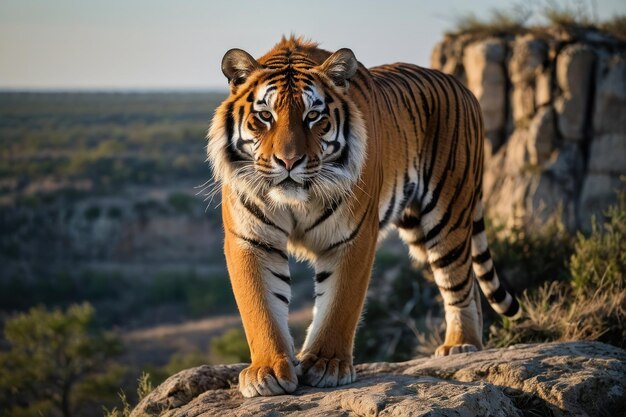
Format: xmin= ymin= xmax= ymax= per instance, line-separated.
xmin=276 ymin=177 xmax=301 ymax=188
xmin=268 ymin=176 xmax=310 ymax=204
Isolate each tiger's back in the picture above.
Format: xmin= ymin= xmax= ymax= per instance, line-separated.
xmin=365 ymin=63 xmax=518 ymax=317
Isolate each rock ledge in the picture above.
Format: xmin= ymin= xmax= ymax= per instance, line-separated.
xmin=131 ymin=341 xmax=625 ymax=417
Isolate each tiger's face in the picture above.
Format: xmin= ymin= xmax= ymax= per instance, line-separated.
xmin=207 ymin=47 xmax=366 ymax=208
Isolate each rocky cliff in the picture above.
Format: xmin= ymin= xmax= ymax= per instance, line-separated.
xmin=431 ymin=27 xmax=626 ymax=231
xmin=130 ymin=341 xmax=625 ymax=417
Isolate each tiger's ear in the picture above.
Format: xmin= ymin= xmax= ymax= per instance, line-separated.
xmin=221 ymin=48 xmax=260 ymax=86
xmin=319 ymin=48 xmax=358 ymax=87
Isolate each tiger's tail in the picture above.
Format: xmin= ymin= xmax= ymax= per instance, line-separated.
xmin=470 ymin=201 xmax=521 ymax=318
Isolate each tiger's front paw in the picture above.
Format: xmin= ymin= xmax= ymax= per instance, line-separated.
xmin=298 ymin=352 xmax=356 ymax=388
xmin=434 ymin=343 xmax=478 ymax=357
xmin=238 ymin=357 xmax=298 ymax=397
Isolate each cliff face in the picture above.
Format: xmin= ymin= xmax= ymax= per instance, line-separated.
xmin=431 ymin=27 xmax=626 ymax=231
xmin=1 ymin=184 xmax=223 ymax=279
xmin=130 ymin=341 xmax=626 ymax=417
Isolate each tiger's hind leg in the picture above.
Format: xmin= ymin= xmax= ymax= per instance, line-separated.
xmin=396 ymin=204 xmax=483 ymax=356
xmin=395 ymin=204 xmax=428 ymax=266
xmin=426 ymin=224 xmax=483 ymax=356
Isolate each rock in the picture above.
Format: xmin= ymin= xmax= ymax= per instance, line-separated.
xmin=463 ymin=39 xmax=506 ymax=134
xmin=528 ymin=170 xmax=577 ymax=230
xmin=587 ymin=134 xmax=626 ymax=175
xmin=527 ymin=107 xmax=556 ymax=165
xmin=430 ymin=40 xmax=446 ymax=71
xmin=546 ymin=143 xmax=585 ymax=187
xmin=554 ymin=44 xmax=597 ymax=141
xmin=435 ymin=28 xmax=626 ymax=232
xmin=509 ymin=35 xmax=548 ymax=85
xmin=503 ymin=128 xmax=531 ymax=174
xmin=578 ymin=173 xmax=624 ymax=232
xmin=509 ymin=36 xmax=548 ymax=125
xmin=535 ymin=69 xmax=552 ymax=107
xmin=512 ymin=84 xmax=536 ymax=126
xmin=131 ymin=341 xmax=626 ymax=417
xmin=593 ymin=52 xmax=626 ymax=136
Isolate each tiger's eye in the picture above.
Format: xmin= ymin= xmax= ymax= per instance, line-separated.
xmin=258 ymin=111 xmax=273 ymax=121
xmin=307 ymin=111 xmax=320 ymax=121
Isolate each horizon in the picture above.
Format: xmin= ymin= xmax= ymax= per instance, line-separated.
xmin=0 ymin=87 xmax=228 ymax=93
xmin=2 ymin=0 xmax=625 ymax=91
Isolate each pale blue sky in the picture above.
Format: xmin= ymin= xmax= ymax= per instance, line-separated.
xmin=1 ymin=0 xmax=624 ymax=90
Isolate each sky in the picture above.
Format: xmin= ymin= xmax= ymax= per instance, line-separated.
xmin=1 ymin=0 xmax=625 ymax=91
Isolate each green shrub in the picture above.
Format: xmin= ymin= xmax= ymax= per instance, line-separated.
xmin=107 ymin=206 xmax=123 ymax=219
xmin=145 ymin=271 xmax=234 ymax=317
xmin=162 ymin=352 xmax=208 ymax=377
xmin=488 ymin=194 xmax=626 ymax=349
xmin=85 ymin=206 xmax=101 ymax=221
xmin=570 ymin=193 xmax=626 ymax=295
xmin=0 ymin=303 xmax=124 ymax=417
xmin=451 ymin=6 xmax=530 ymax=36
xmin=102 ymin=372 xmax=152 ymax=417
xmin=355 ymin=247 xmax=439 ymax=362
xmin=448 ymin=1 xmax=621 ymax=37
xmin=540 ymin=0 xmax=600 ymax=28
xmin=166 ymin=193 xmax=197 ymax=213
xmin=210 ymin=328 xmax=250 ymax=363
xmin=488 ymin=280 xmax=625 ymax=349
xmin=601 ymin=14 xmax=626 ymax=40
xmin=486 ymin=215 xmax=573 ymax=292
xmin=141 ymin=352 xmax=208 ymax=387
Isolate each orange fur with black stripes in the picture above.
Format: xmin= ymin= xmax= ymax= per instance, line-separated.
xmin=207 ymin=36 xmax=519 ymax=397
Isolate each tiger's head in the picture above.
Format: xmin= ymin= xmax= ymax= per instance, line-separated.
xmin=207 ymin=38 xmax=366 ymax=208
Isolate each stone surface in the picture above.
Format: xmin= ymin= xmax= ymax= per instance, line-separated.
xmin=587 ymin=134 xmax=626 ymax=174
xmin=463 ymin=39 xmax=506 ymax=134
xmin=512 ymin=83 xmax=537 ymax=127
xmin=593 ymin=52 xmax=626 ymax=136
xmin=131 ymin=342 xmax=626 ymax=417
xmin=436 ymin=28 xmax=626 ymax=232
xmin=554 ymin=44 xmax=597 ymax=141
xmin=509 ymin=35 xmax=547 ymax=85
xmin=535 ymin=69 xmax=552 ymax=107
xmin=510 ymin=36 xmax=548 ymax=125
xmin=579 ymin=173 xmax=625 ymax=230
xmin=527 ymin=106 xmax=556 ymax=165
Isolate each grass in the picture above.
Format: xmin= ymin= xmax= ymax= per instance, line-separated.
xmin=570 ymin=192 xmax=626 ymax=295
xmin=102 ymin=327 xmax=251 ymax=416
xmin=356 ymin=189 xmax=624 ymax=359
xmin=102 ymin=373 xmax=153 ymax=417
xmin=542 ymin=0 xmax=596 ymax=27
xmin=486 ymin=213 xmax=574 ymax=292
xmin=355 ymin=246 xmax=442 ymax=362
xmin=488 ymin=192 xmax=626 ymax=349
xmin=448 ymin=1 xmax=626 ymax=39
xmin=488 ymin=280 xmax=625 ymax=348
xmin=451 ymin=6 xmax=531 ymax=36
xmin=210 ymin=327 xmax=250 ymax=363
xmin=0 ymin=92 xmax=221 ymax=192
xmin=601 ymin=15 xmax=626 ymax=40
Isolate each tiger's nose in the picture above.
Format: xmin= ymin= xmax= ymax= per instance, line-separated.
xmin=273 ymin=154 xmax=305 ymax=171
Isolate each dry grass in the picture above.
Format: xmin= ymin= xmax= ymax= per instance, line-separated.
xmin=102 ymin=372 xmax=152 ymax=417
xmin=542 ymin=0 xmax=597 ymax=27
xmin=488 ymin=189 xmax=626 ymax=349
xmin=448 ymin=1 xmax=626 ymax=40
xmin=450 ymin=6 xmax=531 ymax=36
xmin=601 ymin=15 xmax=626 ymax=40
xmin=488 ymin=281 xmax=625 ymax=348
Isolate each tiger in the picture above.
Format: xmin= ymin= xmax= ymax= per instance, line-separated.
xmin=206 ymin=36 xmax=520 ymax=398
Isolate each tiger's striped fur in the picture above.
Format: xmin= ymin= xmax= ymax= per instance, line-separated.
xmin=207 ymin=36 xmax=519 ymax=397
